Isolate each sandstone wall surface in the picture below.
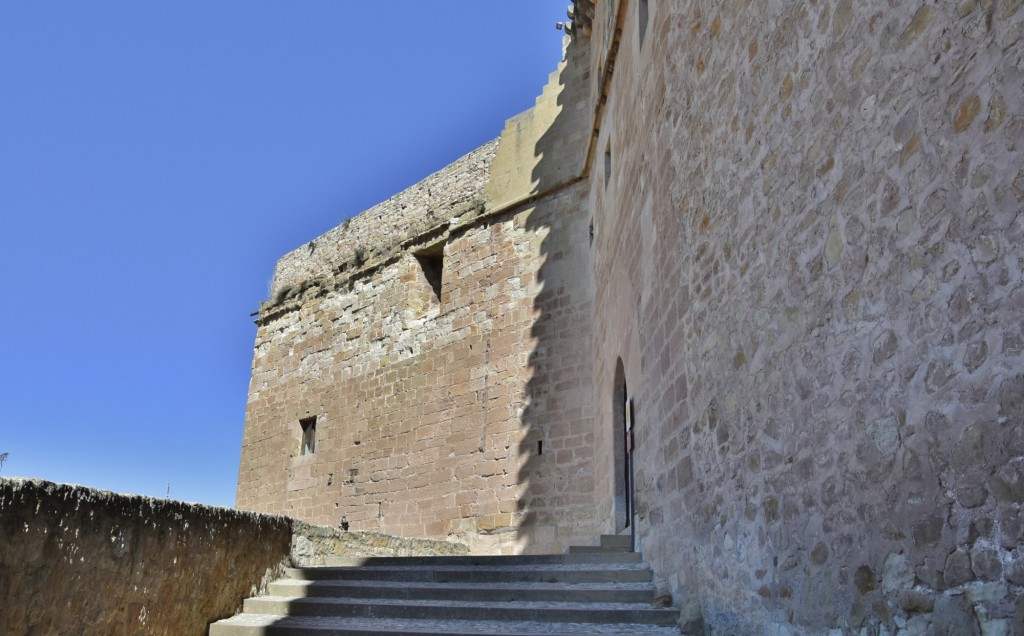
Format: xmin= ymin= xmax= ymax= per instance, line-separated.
xmin=271 ymin=141 xmax=497 ymax=298
xmin=588 ymin=0 xmax=1023 ymax=633
xmin=0 ymin=478 xmax=292 ymax=636
xmin=237 ymin=40 xmax=597 ymax=554
xmin=237 ymin=184 xmax=594 ymax=554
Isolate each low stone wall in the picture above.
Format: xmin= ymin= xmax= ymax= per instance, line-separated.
xmin=0 ymin=478 xmax=292 ymax=635
xmin=0 ymin=478 xmax=469 ymax=635
xmin=290 ymin=520 xmax=469 ymax=566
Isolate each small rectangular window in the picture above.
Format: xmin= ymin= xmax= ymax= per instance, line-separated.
xmin=414 ymin=243 xmax=445 ymax=304
xmin=639 ymin=0 xmax=649 ymax=50
xmin=300 ymin=416 xmax=316 ymax=455
xmin=604 ymin=141 xmax=613 ymax=189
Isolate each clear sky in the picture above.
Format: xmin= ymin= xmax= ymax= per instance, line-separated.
xmin=0 ymin=3 xmax=567 ymax=507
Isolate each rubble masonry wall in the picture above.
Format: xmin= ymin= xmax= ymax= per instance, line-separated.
xmin=588 ymin=1 xmax=1024 ymax=633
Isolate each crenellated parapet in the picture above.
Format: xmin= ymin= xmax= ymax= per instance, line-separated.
xmin=556 ymin=0 xmax=595 ymax=38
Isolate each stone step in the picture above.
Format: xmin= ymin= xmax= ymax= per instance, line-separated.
xmin=210 ymin=614 xmax=683 ymax=635
xmin=600 ymin=534 xmax=631 ymax=550
xmin=241 ymin=596 xmax=679 ymax=626
xmin=269 ymin=578 xmax=656 ymax=604
xmin=567 ymin=545 xmax=625 ymax=554
xmin=320 ymin=552 xmax=642 ymax=567
xmin=210 ymin=547 xmax=679 ymax=635
xmin=285 ymin=563 xmax=653 ymax=584
xmin=567 ymin=534 xmax=632 ymax=554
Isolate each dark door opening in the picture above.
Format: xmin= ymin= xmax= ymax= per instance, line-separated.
xmin=624 ymin=396 xmax=632 ymax=527
xmin=612 ymin=358 xmax=636 ymax=550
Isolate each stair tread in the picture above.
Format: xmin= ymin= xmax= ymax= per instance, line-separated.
xmin=290 ymin=563 xmax=649 ymax=573
xmin=275 ymin=579 xmax=654 ymax=591
xmin=323 ymin=553 xmax=640 ymax=566
xmin=250 ymin=595 xmax=673 ymax=612
xmin=212 ymin=613 xmax=681 ymax=635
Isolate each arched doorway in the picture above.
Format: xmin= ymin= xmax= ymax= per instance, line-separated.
xmin=612 ymin=359 xmax=635 ymax=538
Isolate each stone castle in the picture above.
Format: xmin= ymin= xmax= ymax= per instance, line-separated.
xmin=236 ymin=1 xmax=1024 ymax=633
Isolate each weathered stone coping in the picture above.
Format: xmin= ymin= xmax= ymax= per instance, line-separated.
xmin=265 ymin=140 xmax=499 ymax=308
xmin=253 ymin=163 xmax=588 ymax=326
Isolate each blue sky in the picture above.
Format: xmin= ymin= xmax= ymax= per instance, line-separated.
xmin=0 ymin=3 xmax=567 ymax=507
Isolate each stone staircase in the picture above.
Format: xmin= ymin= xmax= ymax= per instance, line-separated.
xmin=209 ymin=535 xmax=680 ymax=635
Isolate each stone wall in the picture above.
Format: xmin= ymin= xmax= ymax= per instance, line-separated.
xmin=237 ymin=183 xmax=596 ymax=554
xmin=270 ymin=141 xmax=498 ymax=299
xmin=0 ymin=478 xmax=470 ymax=634
xmin=0 ymin=478 xmax=292 ymax=636
xmin=588 ymin=0 xmax=1023 ymax=633
xmin=290 ymin=519 xmax=468 ymax=566
xmin=237 ymin=39 xmax=598 ymax=554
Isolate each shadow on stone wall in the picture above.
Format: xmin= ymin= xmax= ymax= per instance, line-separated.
xmin=513 ymin=34 xmax=599 ymax=551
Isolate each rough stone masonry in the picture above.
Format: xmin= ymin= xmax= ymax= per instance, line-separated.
xmin=237 ymin=40 xmax=596 ymax=556
xmin=0 ymin=478 xmax=466 ymax=635
xmin=237 ymin=1 xmax=1023 ymax=633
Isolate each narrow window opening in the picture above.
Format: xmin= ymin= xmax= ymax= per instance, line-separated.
xmin=638 ymin=0 xmax=650 ymax=50
xmin=414 ymin=243 xmax=445 ymax=303
xmin=300 ymin=416 xmax=317 ymax=455
xmin=604 ymin=142 xmax=612 ymax=189
xmin=537 ymin=440 xmax=543 ymax=456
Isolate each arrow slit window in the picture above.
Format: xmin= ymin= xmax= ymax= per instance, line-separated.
xmin=300 ymin=417 xmax=317 ymax=455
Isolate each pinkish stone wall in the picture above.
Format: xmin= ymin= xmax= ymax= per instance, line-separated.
xmin=237 ymin=40 xmax=598 ymax=555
